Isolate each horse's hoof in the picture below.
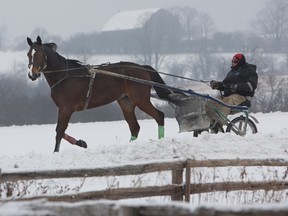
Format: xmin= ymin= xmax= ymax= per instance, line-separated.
xmin=76 ymin=140 xmax=87 ymax=149
xmin=53 ymin=145 xmax=60 ymax=153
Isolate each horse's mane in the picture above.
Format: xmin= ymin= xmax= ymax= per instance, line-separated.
xmin=44 ymin=43 xmax=57 ymax=51
xmin=68 ymin=59 xmax=85 ymax=67
xmin=43 ymin=43 xmax=85 ymax=68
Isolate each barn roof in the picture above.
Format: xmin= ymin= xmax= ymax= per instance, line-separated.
xmin=101 ymin=8 xmax=161 ymax=32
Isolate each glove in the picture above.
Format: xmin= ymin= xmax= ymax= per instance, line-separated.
xmin=210 ymin=80 xmax=224 ymax=90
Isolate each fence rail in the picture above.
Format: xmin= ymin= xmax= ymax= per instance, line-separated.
xmin=0 ymin=160 xmax=185 ymax=181
xmin=1 ymin=158 xmax=288 ymax=202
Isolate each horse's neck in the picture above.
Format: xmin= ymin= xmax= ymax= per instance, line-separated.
xmin=44 ymin=53 xmax=69 ymax=88
xmin=47 ymin=52 xmax=68 ymax=70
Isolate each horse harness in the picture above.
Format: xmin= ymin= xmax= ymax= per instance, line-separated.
xmin=82 ymin=64 xmax=112 ymax=110
xmin=54 ymin=66 xmax=98 ymax=111
xmin=40 ymin=63 xmax=98 ymax=111
xmin=83 ymin=68 xmax=96 ymax=110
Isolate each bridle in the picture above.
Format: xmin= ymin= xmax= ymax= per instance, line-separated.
xmin=28 ymin=45 xmax=47 ymax=72
xmin=27 ymin=43 xmax=92 ymax=90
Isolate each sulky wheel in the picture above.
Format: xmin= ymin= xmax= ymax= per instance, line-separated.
xmin=226 ymin=116 xmax=257 ymax=135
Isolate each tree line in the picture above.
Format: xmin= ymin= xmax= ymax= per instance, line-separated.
xmin=0 ymin=50 xmax=287 ymax=126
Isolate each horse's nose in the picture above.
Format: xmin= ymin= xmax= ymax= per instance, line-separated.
xmin=28 ymin=72 xmax=40 ymax=81
xmin=28 ymin=73 xmax=36 ymax=81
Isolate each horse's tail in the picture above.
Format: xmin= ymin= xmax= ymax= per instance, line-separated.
xmin=143 ymin=65 xmax=172 ymax=100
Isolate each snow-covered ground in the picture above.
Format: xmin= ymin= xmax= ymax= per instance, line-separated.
xmin=1 ymin=112 xmax=288 ymax=171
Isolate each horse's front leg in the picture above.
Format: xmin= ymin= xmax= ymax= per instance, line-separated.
xmin=63 ymin=133 xmax=87 ymax=149
xmin=54 ymin=109 xmax=71 ymax=152
xmin=54 ymin=108 xmax=87 ymax=152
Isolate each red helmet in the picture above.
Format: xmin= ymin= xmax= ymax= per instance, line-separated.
xmin=232 ymin=53 xmax=244 ymax=62
xmin=231 ymin=53 xmax=246 ymax=69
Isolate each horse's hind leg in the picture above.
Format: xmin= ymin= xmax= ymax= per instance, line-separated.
xmin=137 ymin=101 xmax=165 ymax=139
xmin=117 ymin=96 xmax=140 ymax=141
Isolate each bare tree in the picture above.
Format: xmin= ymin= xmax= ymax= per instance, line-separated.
xmin=249 ymin=49 xmax=288 ymax=112
xmin=252 ymin=0 xmax=288 ymax=51
xmin=172 ymin=6 xmax=198 ymax=41
xmin=13 ymin=27 xmax=62 ymax=50
xmin=135 ymin=9 xmax=180 ymax=70
xmin=170 ymin=7 xmax=215 ymax=79
xmin=195 ymin=12 xmax=215 ymax=79
xmin=254 ymin=75 xmax=286 ymax=112
xmin=198 ymin=12 xmax=214 ymax=49
xmin=0 ymin=24 xmax=7 ymax=50
xmin=30 ymin=27 xmax=62 ymax=44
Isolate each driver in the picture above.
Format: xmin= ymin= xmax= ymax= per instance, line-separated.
xmin=208 ymin=53 xmax=258 ymax=130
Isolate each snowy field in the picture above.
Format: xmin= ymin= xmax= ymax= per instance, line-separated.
xmin=0 ymin=112 xmax=288 ymax=171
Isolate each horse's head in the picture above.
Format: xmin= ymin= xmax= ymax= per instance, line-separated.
xmin=27 ymin=36 xmax=47 ymax=81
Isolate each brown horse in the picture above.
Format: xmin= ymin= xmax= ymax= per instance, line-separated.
xmin=26 ymin=36 xmax=171 ymax=152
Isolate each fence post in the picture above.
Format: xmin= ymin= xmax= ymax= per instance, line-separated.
xmin=185 ymin=159 xmax=191 ymax=202
xmin=171 ymin=165 xmax=184 ymax=201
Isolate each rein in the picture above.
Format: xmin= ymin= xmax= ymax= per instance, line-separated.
xmin=38 ymin=57 xmax=212 ymax=108
xmin=38 ymin=61 xmax=212 ymax=110
xmin=42 ymin=66 xmax=88 ymax=74
xmin=112 ymin=64 xmax=211 ymax=86
xmin=41 ymin=63 xmax=211 ymax=88
xmin=42 ymin=66 xmax=92 ymax=89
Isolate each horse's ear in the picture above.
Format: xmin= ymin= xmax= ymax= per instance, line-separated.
xmin=27 ymin=37 xmax=33 ymax=46
xmin=36 ymin=36 xmax=42 ymax=45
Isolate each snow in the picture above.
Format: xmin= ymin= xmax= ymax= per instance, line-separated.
xmin=0 ymin=112 xmax=287 ymax=172
xmin=1 ymin=199 xmax=288 ymax=216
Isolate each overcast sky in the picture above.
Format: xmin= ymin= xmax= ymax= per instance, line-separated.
xmin=1 ymin=0 xmax=266 ymax=41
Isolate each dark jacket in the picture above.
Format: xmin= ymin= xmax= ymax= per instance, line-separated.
xmin=222 ymin=63 xmax=258 ymax=97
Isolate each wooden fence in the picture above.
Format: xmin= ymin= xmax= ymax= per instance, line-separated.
xmin=1 ymin=159 xmax=288 ymax=202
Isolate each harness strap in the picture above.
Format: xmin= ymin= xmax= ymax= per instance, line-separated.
xmin=50 ymin=73 xmax=68 ymax=89
xmin=83 ymin=70 xmax=97 ymax=110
